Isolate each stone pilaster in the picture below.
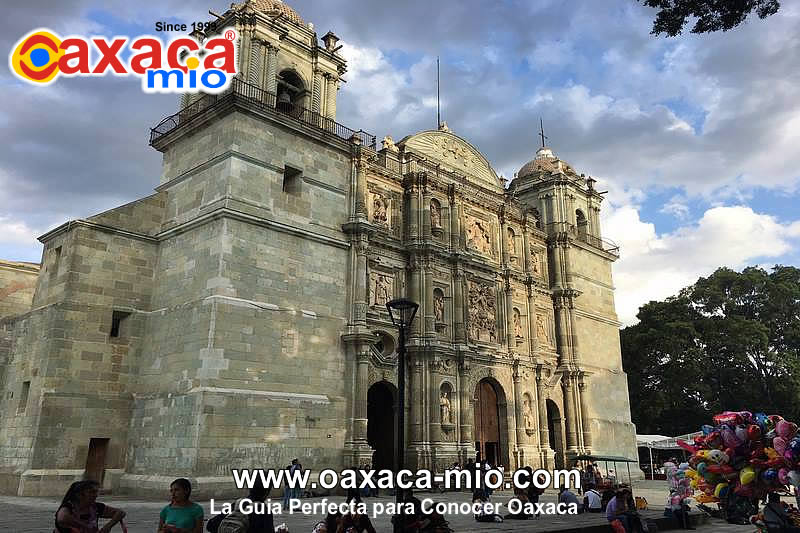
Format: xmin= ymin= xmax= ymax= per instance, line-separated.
xmin=424 ymin=262 xmax=435 ymax=335
xmin=325 ymin=74 xmax=338 ymax=119
xmin=505 ymin=280 xmax=515 ymax=352
xmin=536 ymin=372 xmax=550 ymax=465
xmin=459 ymin=358 xmax=474 ymax=452
xmin=353 ymin=236 xmax=368 ymax=327
xmin=354 ymin=142 xmax=368 ymax=219
xmin=453 ymin=268 xmax=466 ymax=343
xmin=264 ymin=43 xmax=279 ymax=96
xmin=248 ymin=39 xmax=263 ymax=86
xmin=513 ymin=363 xmax=525 ymax=469
xmin=312 ymin=69 xmax=323 ymax=113
xmin=409 ymin=352 xmax=424 ymax=444
xmin=562 ymin=377 xmax=578 ymax=453
xmin=578 ymin=378 xmax=593 ymax=452
xmin=448 ymin=185 xmax=461 ymax=252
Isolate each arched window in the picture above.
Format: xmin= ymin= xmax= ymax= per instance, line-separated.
xmin=276 ymin=70 xmax=307 ymax=114
xmin=576 ymin=209 xmax=588 ymax=239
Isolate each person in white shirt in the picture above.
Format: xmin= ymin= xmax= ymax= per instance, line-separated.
xmin=584 ymin=483 xmax=602 ymax=513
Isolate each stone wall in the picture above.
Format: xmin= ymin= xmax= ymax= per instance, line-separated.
xmin=0 ymin=260 xmax=39 ymax=320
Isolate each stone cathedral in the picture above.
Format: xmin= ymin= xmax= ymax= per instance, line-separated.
xmin=0 ymin=0 xmax=638 ymax=497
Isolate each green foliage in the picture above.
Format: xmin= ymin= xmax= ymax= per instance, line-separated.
xmin=639 ymin=0 xmax=781 ymax=36
xmin=621 ymin=265 xmax=800 ymax=436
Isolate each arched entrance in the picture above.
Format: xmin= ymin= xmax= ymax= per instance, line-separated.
xmin=546 ymin=399 xmax=565 ymax=469
xmin=367 ymin=381 xmax=396 ymax=470
xmin=473 ymin=379 xmax=508 ymax=467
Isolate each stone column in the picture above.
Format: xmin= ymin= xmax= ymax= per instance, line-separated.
xmin=562 ymin=378 xmax=578 ymax=452
xmin=265 ymin=43 xmax=279 ymax=96
xmin=429 ymin=364 xmax=441 ymax=443
xmin=448 ymin=186 xmax=461 ymax=252
xmin=248 ymin=39 xmax=262 ymax=86
xmin=513 ymin=364 xmax=525 ymax=469
xmin=459 ymin=360 xmax=473 ymax=448
xmin=312 ymin=69 xmax=323 ymax=113
xmin=527 ymin=284 xmax=539 ymax=354
xmin=353 ymin=347 xmax=370 ymax=443
xmin=529 ymin=375 xmax=541 ymax=449
xmin=409 ymin=353 xmax=424 ymax=444
xmin=453 ymin=268 xmax=466 ymax=343
xmin=424 ymin=262 xmax=435 ymax=335
xmin=325 ymin=74 xmax=338 ymax=119
xmin=578 ymin=379 xmax=593 ymax=451
xmin=407 ymin=177 xmax=420 ymax=241
xmin=354 ymin=237 xmax=368 ymax=327
xmin=409 ymin=257 xmax=423 ymax=336
xmin=422 ymin=188 xmax=432 ymax=241
xmin=354 ymin=145 xmax=368 ymax=219
xmin=505 ymin=283 xmax=515 ymax=351
xmin=536 ymin=375 xmax=550 ymax=452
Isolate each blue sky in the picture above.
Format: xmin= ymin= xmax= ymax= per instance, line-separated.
xmin=1 ymin=0 xmax=799 ymax=325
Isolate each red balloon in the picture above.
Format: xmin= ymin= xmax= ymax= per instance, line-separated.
xmin=747 ymin=425 xmax=762 ymax=441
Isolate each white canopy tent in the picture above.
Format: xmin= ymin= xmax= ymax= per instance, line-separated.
xmin=636 ymin=433 xmax=700 ymax=478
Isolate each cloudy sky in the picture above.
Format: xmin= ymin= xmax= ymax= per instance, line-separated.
xmin=2 ymin=0 xmax=799 ymax=325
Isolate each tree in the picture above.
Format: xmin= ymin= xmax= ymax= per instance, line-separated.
xmin=639 ymin=0 xmax=781 ymax=36
xmin=621 ymin=265 xmax=800 ymax=436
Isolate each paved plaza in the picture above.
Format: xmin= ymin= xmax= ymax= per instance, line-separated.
xmin=2 ymin=481 xmax=753 ymax=532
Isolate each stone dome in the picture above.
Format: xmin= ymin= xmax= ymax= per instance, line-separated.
xmin=517 ymin=146 xmax=578 ymax=179
xmin=230 ymin=0 xmax=304 ymax=26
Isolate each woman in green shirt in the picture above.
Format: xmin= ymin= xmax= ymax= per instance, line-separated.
xmin=158 ymin=478 xmax=204 ymax=533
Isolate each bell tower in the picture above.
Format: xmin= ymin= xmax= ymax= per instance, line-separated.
xmin=192 ymin=0 xmax=345 ymax=118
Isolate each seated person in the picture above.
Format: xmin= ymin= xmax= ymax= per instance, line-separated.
xmin=763 ymin=492 xmax=800 ymax=533
xmin=558 ymin=487 xmax=583 ymax=513
xmin=473 ymin=488 xmax=503 ymax=523
xmin=667 ymin=490 xmax=695 ymax=530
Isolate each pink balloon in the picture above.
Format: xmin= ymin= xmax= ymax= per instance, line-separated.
xmin=775 ymin=436 xmax=789 ymax=456
xmin=777 ymin=420 xmax=798 ymax=440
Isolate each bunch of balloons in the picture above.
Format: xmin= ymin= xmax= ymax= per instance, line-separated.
xmin=677 ymin=411 xmax=800 ymax=503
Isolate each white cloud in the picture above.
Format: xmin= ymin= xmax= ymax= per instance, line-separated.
xmin=0 ymin=216 xmax=39 ymax=245
xmin=607 ymin=205 xmax=800 ymax=326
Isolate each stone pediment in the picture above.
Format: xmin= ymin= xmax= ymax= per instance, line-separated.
xmin=398 ymin=130 xmax=503 ymax=191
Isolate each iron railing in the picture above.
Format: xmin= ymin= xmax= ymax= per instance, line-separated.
xmin=149 ymin=77 xmax=376 ymax=149
xmin=577 ymin=232 xmax=620 ymax=257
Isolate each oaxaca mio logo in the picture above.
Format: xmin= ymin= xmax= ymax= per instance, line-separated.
xmin=9 ymin=27 xmax=238 ymax=94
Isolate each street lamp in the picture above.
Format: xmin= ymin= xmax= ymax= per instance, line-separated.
xmin=385 ymin=297 xmax=418 ymax=532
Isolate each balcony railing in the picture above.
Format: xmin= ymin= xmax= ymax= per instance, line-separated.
xmin=149 ymin=77 xmax=376 ymax=149
xmin=577 ymin=232 xmax=620 ymax=257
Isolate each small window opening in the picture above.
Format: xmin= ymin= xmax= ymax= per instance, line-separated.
xmin=110 ymin=310 xmax=131 ymax=338
xmin=18 ymin=381 xmax=30 ymax=414
xmin=50 ymin=246 xmax=62 ymax=279
xmin=283 ymin=165 xmax=302 ymax=195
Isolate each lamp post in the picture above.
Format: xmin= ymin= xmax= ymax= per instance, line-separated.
xmin=386 ymin=298 xmax=418 ymax=533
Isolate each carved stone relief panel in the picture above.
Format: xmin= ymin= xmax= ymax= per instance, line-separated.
xmin=535 ymin=307 xmax=554 ymax=347
xmin=370 ymin=192 xmax=390 ymax=226
xmin=465 ymin=215 xmax=493 ymax=257
xmin=370 ymin=271 xmax=394 ymax=308
xmin=467 ymin=281 xmax=497 ymax=343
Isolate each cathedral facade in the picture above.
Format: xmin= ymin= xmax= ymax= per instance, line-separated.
xmin=0 ymin=0 xmax=638 ymax=497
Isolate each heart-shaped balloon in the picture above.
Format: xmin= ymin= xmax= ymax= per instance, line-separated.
xmin=775 ymin=436 xmax=788 ymax=456
xmin=714 ymin=411 xmax=743 ymax=426
xmin=777 ymin=420 xmax=798 ymax=440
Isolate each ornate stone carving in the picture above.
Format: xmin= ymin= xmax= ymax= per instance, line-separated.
xmin=371 ymin=193 xmax=389 ymax=225
xmin=381 ymin=135 xmax=398 ymax=153
xmin=513 ymin=308 xmax=523 ymax=338
xmin=531 ymin=251 xmax=541 ymax=275
xmin=434 ymin=290 xmax=445 ymax=323
xmin=536 ymin=313 xmax=549 ymax=344
xmin=371 ymin=272 xmax=393 ymax=308
xmin=400 ymin=131 xmax=501 ymax=190
xmin=507 ymin=228 xmax=516 ymax=256
xmin=466 ymin=217 xmax=492 ymax=256
xmin=467 ymin=281 xmax=497 ymax=343
xmin=430 ymin=201 xmax=442 ymax=229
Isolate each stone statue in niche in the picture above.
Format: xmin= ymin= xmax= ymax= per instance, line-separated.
xmin=467 ymin=281 xmax=497 ymax=342
xmin=513 ymin=309 xmax=523 ymax=338
xmin=440 ymin=390 xmax=452 ymax=424
xmin=372 ymin=273 xmax=393 ymax=307
xmin=466 ymin=218 xmax=491 ymax=256
xmin=372 ymin=194 xmax=388 ymax=225
xmin=507 ymin=228 xmax=516 ymax=256
xmin=536 ymin=314 xmax=548 ymax=343
xmin=430 ymin=202 xmax=442 ymax=229
xmin=531 ymin=251 xmax=540 ymax=275
xmin=434 ymin=292 xmax=445 ymax=323
xmin=523 ymin=398 xmax=534 ymax=429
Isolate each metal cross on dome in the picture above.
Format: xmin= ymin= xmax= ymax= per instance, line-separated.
xmin=539 ymin=117 xmax=548 ymax=148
